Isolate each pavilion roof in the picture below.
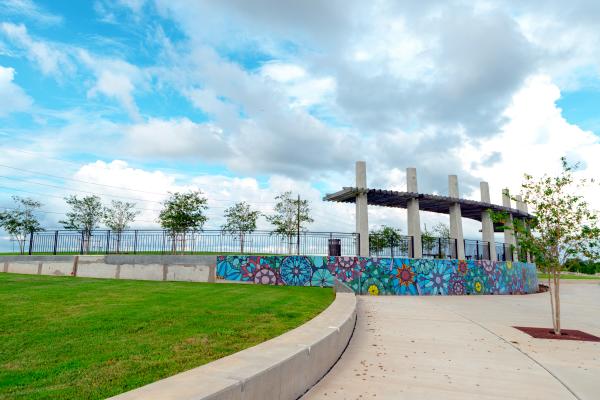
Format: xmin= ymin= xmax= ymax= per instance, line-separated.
xmin=323 ymin=187 xmax=532 ymax=224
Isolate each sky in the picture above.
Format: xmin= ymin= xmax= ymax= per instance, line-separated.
xmin=1 ymin=0 xmax=599 ymax=250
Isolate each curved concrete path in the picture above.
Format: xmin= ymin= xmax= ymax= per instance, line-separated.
xmin=303 ymin=282 xmax=600 ymax=400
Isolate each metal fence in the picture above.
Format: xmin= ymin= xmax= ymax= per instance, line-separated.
xmin=463 ymin=239 xmax=490 ymax=261
xmin=495 ymin=243 xmax=514 ymax=262
xmin=27 ymin=230 xmax=360 ymax=256
xmin=369 ymin=235 xmax=414 ymax=258
xmin=422 ymin=237 xmax=458 ymax=259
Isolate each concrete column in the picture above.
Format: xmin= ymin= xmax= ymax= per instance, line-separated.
xmin=515 ymin=195 xmax=531 ymax=263
xmin=355 ymin=161 xmax=369 ymax=257
xmin=502 ymin=189 xmax=518 ymax=261
xmin=406 ymin=168 xmax=422 ymax=258
xmin=448 ymin=175 xmax=465 ymax=259
xmin=480 ymin=182 xmax=497 ymax=261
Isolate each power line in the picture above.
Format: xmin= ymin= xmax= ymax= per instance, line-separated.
xmin=0 ymin=162 xmax=278 ymax=204
xmin=0 ymin=175 xmax=166 ymax=204
xmin=0 ymin=163 xmax=170 ymax=196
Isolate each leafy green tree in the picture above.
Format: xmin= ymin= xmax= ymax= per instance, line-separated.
xmin=369 ymin=226 xmax=405 ymax=256
xmin=103 ymin=200 xmax=139 ymax=253
xmin=0 ymin=196 xmax=43 ymax=254
xmin=421 ymin=224 xmax=437 ymax=257
xmin=158 ymin=191 xmax=208 ymax=253
xmin=221 ymin=201 xmax=261 ymax=253
xmin=432 ymin=222 xmax=450 ymax=239
xmin=266 ymin=191 xmax=313 ymax=254
xmin=60 ymin=195 xmax=104 ymax=254
xmin=493 ymin=158 xmax=599 ymax=335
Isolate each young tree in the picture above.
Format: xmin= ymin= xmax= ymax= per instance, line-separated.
xmin=433 ymin=222 xmax=453 ymax=258
xmin=369 ymin=226 xmax=405 ymax=256
xmin=60 ymin=195 xmax=103 ymax=254
xmin=158 ymin=191 xmax=208 ymax=253
xmin=494 ymin=158 xmax=599 ymax=335
xmin=432 ymin=222 xmax=450 ymax=238
xmin=0 ymin=196 xmax=43 ymax=254
xmin=103 ymin=200 xmax=139 ymax=253
xmin=421 ymin=224 xmax=437 ymax=257
xmin=266 ymin=191 xmax=313 ymax=253
xmin=221 ymin=201 xmax=261 ymax=253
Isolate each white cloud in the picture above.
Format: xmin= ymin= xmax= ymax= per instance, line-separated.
xmin=124 ymin=117 xmax=232 ymax=159
xmin=78 ymin=49 xmax=144 ymax=120
xmin=261 ymin=62 xmax=306 ymax=82
xmin=260 ymin=61 xmax=336 ymax=108
xmin=0 ymin=65 xmax=32 ymax=116
xmin=0 ymin=0 xmax=63 ymax=25
xmin=0 ymin=23 xmax=72 ymax=76
xmin=462 ymin=74 xmax=600 ymax=209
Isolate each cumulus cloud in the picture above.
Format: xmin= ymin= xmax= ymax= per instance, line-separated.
xmin=124 ymin=117 xmax=232 ymax=159
xmin=0 ymin=65 xmax=32 ymax=116
xmin=462 ymin=74 xmax=600 ymax=208
xmin=2 ymin=0 xmax=600 ymax=238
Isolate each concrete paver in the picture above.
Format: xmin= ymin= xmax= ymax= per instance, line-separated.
xmin=303 ymin=282 xmax=600 ymax=400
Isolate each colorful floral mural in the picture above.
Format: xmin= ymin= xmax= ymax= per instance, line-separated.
xmin=216 ymin=256 xmax=539 ymax=296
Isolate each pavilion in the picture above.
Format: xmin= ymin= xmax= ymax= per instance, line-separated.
xmin=324 ymin=161 xmax=531 ymax=260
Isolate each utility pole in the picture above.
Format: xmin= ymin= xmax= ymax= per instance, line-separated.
xmin=297 ymin=194 xmax=300 ymax=255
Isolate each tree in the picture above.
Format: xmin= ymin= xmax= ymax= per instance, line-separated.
xmin=369 ymin=226 xmax=405 ymax=256
xmin=0 ymin=196 xmax=43 ymax=254
xmin=60 ymin=195 xmax=103 ymax=254
xmin=266 ymin=191 xmax=313 ymax=253
xmin=432 ymin=222 xmax=450 ymax=239
xmin=421 ymin=224 xmax=437 ymax=256
xmin=493 ymin=158 xmax=599 ymax=335
xmin=103 ymin=200 xmax=139 ymax=253
xmin=158 ymin=191 xmax=208 ymax=253
xmin=221 ymin=201 xmax=261 ymax=253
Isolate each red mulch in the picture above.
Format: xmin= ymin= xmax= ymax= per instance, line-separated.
xmin=514 ymin=326 xmax=600 ymax=342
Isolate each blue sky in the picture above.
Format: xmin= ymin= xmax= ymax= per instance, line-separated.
xmin=1 ymin=0 xmax=600 ymax=250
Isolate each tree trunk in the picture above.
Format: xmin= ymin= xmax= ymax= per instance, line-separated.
xmin=240 ymin=233 xmax=245 ymax=254
xmin=548 ymin=267 xmax=556 ymax=333
xmin=116 ymin=232 xmax=121 ymax=254
xmin=554 ymin=268 xmax=561 ymax=335
xmin=84 ymin=232 xmax=91 ymax=254
xmin=17 ymin=236 xmax=25 ymax=255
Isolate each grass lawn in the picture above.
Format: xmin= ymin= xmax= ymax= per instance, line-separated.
xmin=537 ymin=273 xmax=600 ymax=280
xmin=0 ymin=274 xmax=334 ymax=400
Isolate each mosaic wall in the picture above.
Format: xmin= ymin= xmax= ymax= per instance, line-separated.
xmin=216 ymin=256 xmax=539 ymax=295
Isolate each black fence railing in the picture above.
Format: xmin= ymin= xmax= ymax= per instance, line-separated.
xmin=369 ymin=235 xmax=413 ymax=258
xmin=495 ymin=243 xmax=514 ymax=262
xmin=422 ymin=237 xmax=458 ymax=259
xmin=463 ymin=239 xmax=490 ymax=261
xmin=26 ymin=230 xmax=360 ymax=256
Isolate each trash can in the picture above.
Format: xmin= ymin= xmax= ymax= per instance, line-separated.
xmin=328 ymin=239 xmax=341 ymax=257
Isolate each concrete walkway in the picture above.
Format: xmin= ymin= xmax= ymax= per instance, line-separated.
xmin=303 ymin=282 xmax=600 ymax=400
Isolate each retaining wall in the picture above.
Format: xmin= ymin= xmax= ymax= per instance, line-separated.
xmin=110 ymin=292 xmax=357 ymax=400
xmin=0 ymin=255 xmax=216 ymax=282
xmin=217 ymin=256 xmax=539 ymax=295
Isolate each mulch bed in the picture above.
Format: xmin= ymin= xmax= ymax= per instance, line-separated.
xmin=514 ymin=326 xmax=600 ymax=342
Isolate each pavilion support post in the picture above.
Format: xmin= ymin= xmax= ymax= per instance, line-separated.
xmin=406 ymin=168 xmax=422 ymax=258
xmin=448 ymin=175 xmax=465 ymax=259
xmin=480 ymin=182 xmax=497 ymax=261
xmin=502 ymin=189 xmax=518 ymax=261
xmin=356 ymin=161 xmax=369 ymax=257
xmin=515 ymin=195 xmax=531 ymax=263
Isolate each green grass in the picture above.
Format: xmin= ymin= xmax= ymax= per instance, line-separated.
xmin=537 ymin=273 xmax=600 ymax=280
xmin=0 ymin=274 xmax=334 ymax=400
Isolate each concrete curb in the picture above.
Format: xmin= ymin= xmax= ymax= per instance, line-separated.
xmin=109 ymin=292 xmax=357 ymax=400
